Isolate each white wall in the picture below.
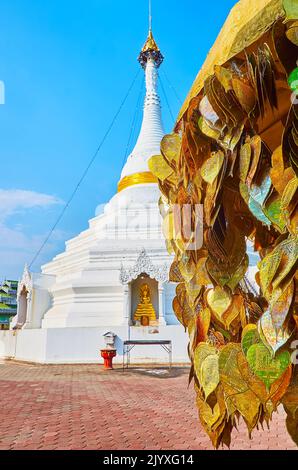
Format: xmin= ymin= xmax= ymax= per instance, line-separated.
xmin=0 ymin=325 xmax=189 ymax=364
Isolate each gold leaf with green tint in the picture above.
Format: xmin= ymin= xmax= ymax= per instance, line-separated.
xmin=241 ymin=326 xmax=260 ymax=356
xmin=246 ymin=342 xmax=291 ymax=389
xmin=283 ymin=0 xmax=298 ymax=21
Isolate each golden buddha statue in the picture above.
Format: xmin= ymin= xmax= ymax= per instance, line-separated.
xmin=134 ymin=284 xmax=156 ymax=325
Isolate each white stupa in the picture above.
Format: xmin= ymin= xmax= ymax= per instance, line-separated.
xmin=0 ymin=30 xmax=189 ymax=364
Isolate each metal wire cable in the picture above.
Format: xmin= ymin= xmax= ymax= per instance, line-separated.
xmin=160 ymin=68 xmax=182 ymax=105
xmin=121 ymin=75 xmax=144 ymax=169
xmin=29 ymin=69 xmax=141 ymax=269
xmin=158 ymin=73 xmax=175 ymax=124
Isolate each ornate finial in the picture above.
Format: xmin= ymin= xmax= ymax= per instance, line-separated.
xmin=138 ymin=30 xmax=163 ymax=69
xmin=138 ymin=1 xmax=163 ymax=69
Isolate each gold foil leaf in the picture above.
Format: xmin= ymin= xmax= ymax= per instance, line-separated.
xmin=264 ymin=195 xmax=287 ymax=232
xmin=194 ymin=343 xmax=217 ymax=383
xmin=258 ymin=310 xmax=292 ymax=354
xmin=271 ymin=236 xmax=298 ymax=293
xmin=200 ymin=354 xmax=220 ymax=399
xmin=232 ymin=78 xmax=256 ymax=115
xmin=269 ymin=365 xmax=292 ymax=408
xmin=206 ymin=287 xmax=232 ymax=319
xmin=198 ymin=116 xmax=221 ymax=141
xmin=214 ymin=65 xmax=233 ymax=93
xmin=283 ymin=0 xmax=298 ymax=21
xmin=270 ymin=280 xmax=294 ymax=332
xmin=148 ymin=154 xmax=173 ymax=182
xmin=160 ymin=133 xmax=181 ymax=168
xmin=200 ymin=151 xmax=225 ymax=184
xmin=242 ymin=326 xmax=260 ymax=356
xmin=259 ymin=245 xmax=283 ymax=299
xmin=197 ymin=308 xmax=211 ymax=342
xmin=219 ymin=344 xmax=261 ymax=430
xmin=246 ymin=342 xmax=291 ymax=389
xmin=239 ymin=142 xmax=251 ymax=182
xmin=281 ymin=176 xmax=298 ymax=210
xmin=286 ymin=22 xmax=298 ymax=46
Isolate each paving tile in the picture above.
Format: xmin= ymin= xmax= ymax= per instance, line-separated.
xmin=0 ymin=362 xmax=296 ymax=450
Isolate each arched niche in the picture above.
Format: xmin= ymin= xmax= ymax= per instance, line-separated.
xmin=131 ymin=273 xmax=158 ymax=325
xmin=17 ymin=286 xmax=29 ymax=327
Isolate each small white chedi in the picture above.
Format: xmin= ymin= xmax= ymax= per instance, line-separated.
xmin=0 ymin=30 xmax=189 ymax=364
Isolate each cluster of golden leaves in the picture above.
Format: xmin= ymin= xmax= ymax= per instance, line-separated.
xmin=149 ymin=18 xmax=298 ymax=448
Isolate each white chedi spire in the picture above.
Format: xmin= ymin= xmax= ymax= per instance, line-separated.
xmin=119 ymin=31 xmax=164 ymax=187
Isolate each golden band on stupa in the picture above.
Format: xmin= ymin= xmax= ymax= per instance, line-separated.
xmin=117 ymin=171 xmax=158 ymax=192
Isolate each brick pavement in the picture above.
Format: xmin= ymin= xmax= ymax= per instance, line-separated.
xmin=0 ymin=361 xmax=296 ymax=450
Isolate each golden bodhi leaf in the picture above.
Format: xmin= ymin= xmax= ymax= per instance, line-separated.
xmin=232 ymin=77 xmax=256 ymax=115
xmin=269 ymin=365 xmax=292 ymax=409
xmin=200 ymin=151 xmax=225 ymax=184
xmin=258 ymin=236 xmax=298 ymax=302
xmin=246 ymin=135 xmax=262 ymax=187
xmin=281 ymin=177 xmax=298 ymax=211
xmin=283 ymin=0 xmax=298 ymax=21
xmin=200 ymin=354 xmax=220 ymax=399
xmin=196 ymin=391 xmax=225 ymax=436
xmin=219 ymin=344 xmax=261 ymax=430
xmin=269 ymin=280 xmax=295 ymax=332
xmin=206 ymin=287 xmax=232 ymax=319
xmin=270 ymin=146 xmax=296 ymax=195
xmin=241 ymin=324 xmax=260 ymax=356
xmin=214 ymin=65 xmax=233 ymax=93
xmin=148 ymin=154 xmax=173 ymax=182
xmin=194 ymin=343 xmax=216 ymax=377
xmin=271 ymin=236 xmax=298 ymax=294
xmin=239 ymin=141 xmax=251 ymax=182
xmin=264 ymin=194 xmax=287 ymax=232
xmin=160 ymin=132 xmax=181 ymax=168
xmin=196 ymin=257 xmax=212 ymax=285
xmin=286 ymin=22 xmax=298 ymax=46
xmin=226 ymin=254 xmax=249 ymax=292
xmin=195 ymin=384 xmax=227 ymax=446
xmin=258 ymin=310 xmax=293 ymax=354
xmin=221 ymin=294 xmax=246 ymax=330
xmin=246 ymin=342 xmax=291 ymax=390
xmin=194 ymin=343 xmax=219 ymax=399
xmin=197 ymin=308 xmax=211 ymax=342
xmin=198 ymin=116 xmax=221 ymax=141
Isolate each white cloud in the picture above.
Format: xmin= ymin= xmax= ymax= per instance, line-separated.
xmin=0 ymin=189 xmax=66 ymax=279
xmin=0 ymin=189 xmax=63 ymax=221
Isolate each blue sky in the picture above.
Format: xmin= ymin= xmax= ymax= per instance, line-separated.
xmin=0 ymin=0 xmax=237 ymax=280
